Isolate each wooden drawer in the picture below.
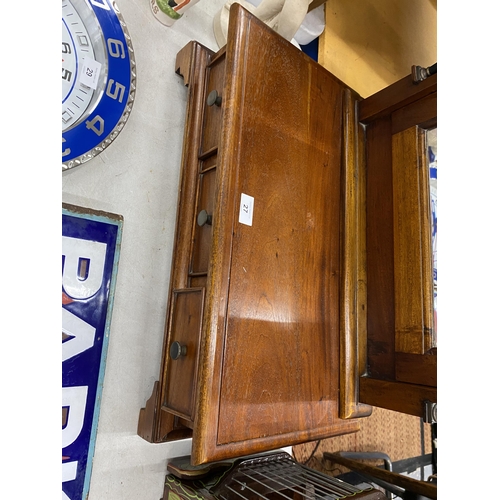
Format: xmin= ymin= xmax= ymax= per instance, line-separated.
xmin=200 ymin=55 xmax=225 ymax=156
xmin=190 ymin=156 xmax=217 ymax=275
xmin=163 ymin=288 xmax=205 ymax=422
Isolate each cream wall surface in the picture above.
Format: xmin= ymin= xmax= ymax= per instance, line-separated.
xmin=319 ymin=0 xmax=437 ymax=97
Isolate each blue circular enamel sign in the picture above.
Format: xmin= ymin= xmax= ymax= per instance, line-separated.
xmin=62 ymin=0 xmax=136 ymax=171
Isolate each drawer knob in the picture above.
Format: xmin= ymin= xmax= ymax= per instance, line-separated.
xmin=197 ymin=209 xmax=212 ymax=227
xmin=170 ymin=341 xmax=187 ymax=360
xmin=207 ymin=90 xmax=222 ymax=107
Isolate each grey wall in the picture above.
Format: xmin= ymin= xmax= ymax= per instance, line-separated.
xmin=62 ymin=1 xmax=228 ymax=498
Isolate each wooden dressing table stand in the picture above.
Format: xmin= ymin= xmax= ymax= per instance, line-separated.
xmin=138 ymin=4 xmax=437 ymax=466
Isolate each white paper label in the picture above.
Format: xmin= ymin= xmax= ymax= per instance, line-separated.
xmin=79 ymin=57 xmax=102 ymax=90
xmin=239 ymin=193 xmax=254 ymax=226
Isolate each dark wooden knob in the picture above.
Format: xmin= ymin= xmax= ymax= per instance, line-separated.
xmin=170 ymin=341 xmax=187 ymax=360
xmin=207 ymin=90 xmax=222 ymax=107
xmin=197 ymin=209 xmax=212 ymax=227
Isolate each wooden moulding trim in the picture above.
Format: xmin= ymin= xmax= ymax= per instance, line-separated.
xmin=356 ymin=117 xmax=369 ymax=385
xmin=391 ymin=92 xmax=437 ymax=136
xmin=359 ymin=73 xmax=437 ymax=124
xmin=339 ymin=87 xmax=372 ymax=420
xmin=417 ymin=128 xmax=435 ymax=352
xmin=191 ymin=4 xmax=252 ymax=466
xmin=175 ymin=41 xmax=215 ymax=86
xmin=174 ymin=41 xmax=195 ymax=86
xmin=137 ymin=380 xmax=159 ymax=442
xmin=359 ymin=377 xmax=436 ymax=418
xmin=392 ymin=126 xmax=434 ymax=354
xmin=191 ymin=419 xmax=361 ymax=466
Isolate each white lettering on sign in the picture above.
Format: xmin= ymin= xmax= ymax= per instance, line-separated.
xmin=62 ymin=308 xmax=96 ymax=362
xmin=62 ymin=234 xmax=107 ymax=499
xmin=62 ymin=461 xmax=78 ymax=500
xmin=62 ymin=386 xmax=88 ymax=448
xmin=62 ymin=236 xmax=107 ymax=299
xmin=238 ymin=193 xmax=254 ymax=226
xmin=62 ymin=460 xmax=78 ymax=482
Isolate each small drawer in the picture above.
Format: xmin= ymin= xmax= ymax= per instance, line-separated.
xmin=191 ymin=163 xmax=217 ymax=275
xmin=200 ymin=56 xmax=226 ymax=155
xmin=163 ymin=288 xmax=205 ymax=421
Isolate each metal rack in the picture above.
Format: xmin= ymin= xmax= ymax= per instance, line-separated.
xmin=164 ymin=452 xmax=385 ymax=500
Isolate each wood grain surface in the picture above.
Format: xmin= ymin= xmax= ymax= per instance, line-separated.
xmin=192 ymin=3 xmax=360 ymax=465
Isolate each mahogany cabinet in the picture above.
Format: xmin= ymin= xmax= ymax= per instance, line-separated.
xmin=138 ymin=3 xmax=437 ymax=465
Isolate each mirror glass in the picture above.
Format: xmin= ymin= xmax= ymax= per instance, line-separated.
xmin=427 ymin=128 xmax=437 ymax=347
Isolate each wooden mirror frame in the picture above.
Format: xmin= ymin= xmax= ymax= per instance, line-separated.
xmin=345 ymin=71 xmax=438 ymax=418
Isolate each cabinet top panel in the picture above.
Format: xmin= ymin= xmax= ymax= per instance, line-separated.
xmin=192 ymin=3 xmax=359 ymax=465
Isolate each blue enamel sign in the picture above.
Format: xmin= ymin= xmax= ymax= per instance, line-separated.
xmin=62 ymin=204 xmax=123 ymax=500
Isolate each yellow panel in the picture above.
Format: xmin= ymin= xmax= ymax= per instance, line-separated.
xmin=319 ymin=0 xmax=437 ymax=97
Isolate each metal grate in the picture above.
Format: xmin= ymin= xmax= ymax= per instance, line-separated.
xmin=212 ymin=452 xmax=380 ymax=500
